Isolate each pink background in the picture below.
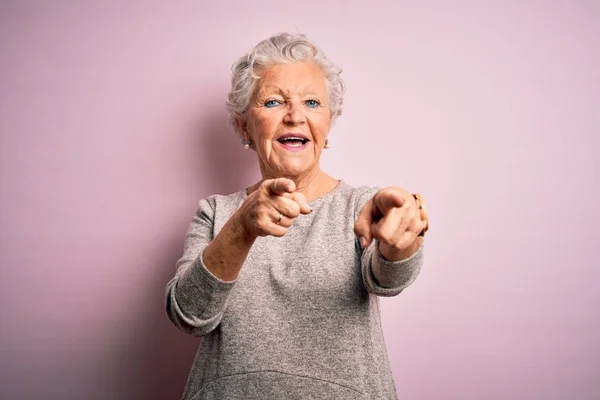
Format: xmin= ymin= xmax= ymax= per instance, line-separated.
xmin=1 ymin=1 xmax=598 ymax=399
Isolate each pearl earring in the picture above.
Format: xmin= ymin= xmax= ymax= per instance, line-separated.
xmin=244 ymin=139 xmax=252 ymax=150
xmin=324 ymin=139 xmax=330 ymax=149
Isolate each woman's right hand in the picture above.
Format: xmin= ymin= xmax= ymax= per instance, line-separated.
xmin=236 ymin=178 xmax=313 ymax=239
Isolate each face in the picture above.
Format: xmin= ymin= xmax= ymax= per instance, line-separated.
xmin=239 ymin=61 xmax=332 ymax=180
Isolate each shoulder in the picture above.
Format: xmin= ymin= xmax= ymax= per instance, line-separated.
xmin=197 ymin=188 xmax=246 ymax=218
xmin=334 ymin=181 xmax=380 ymax=216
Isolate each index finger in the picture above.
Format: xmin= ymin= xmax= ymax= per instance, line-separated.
xmin=264 ymin=178 xmax=296 ymax=196
xmin=374 ymin=190 xmax=405 ymax=215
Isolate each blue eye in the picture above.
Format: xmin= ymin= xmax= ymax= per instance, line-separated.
xmin=264 ymin=99 xmax=281 ymax=108
xmin=305 ymin=99 xmax=320 ymax=108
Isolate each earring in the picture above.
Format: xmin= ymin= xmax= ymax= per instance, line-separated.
xmin=324 ymin=139 xmax=330 ymax=149
xmin=243 ymin=139 xmax=252 ymax=150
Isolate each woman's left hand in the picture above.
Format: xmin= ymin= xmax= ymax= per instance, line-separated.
xmin=354 ymin=187 xmax=424 ymax=262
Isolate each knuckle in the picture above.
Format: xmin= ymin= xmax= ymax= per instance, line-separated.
xmin=380 ymin=234 xmax=392 ymax=244
xmin=411 ymin=214 xmax=421 ymax=231
xmin=290 ymin=203 xmax=300 ymax=216
xmin=273 ymin=229 xmax=287 ymax=237
xmin=255 ymin=220 xmax=266 ymax=231
xmin=371 ymin=225 xmax=382 ymax=239
xmin=260 ymin=180 xmax=271 ymax=190
xmin=256 ymin=205 xmax=268 ymax=218
xmin=378 ymin=227 xmax=394 ymax=243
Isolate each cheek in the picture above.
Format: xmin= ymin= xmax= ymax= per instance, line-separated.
xmin=251 ymin=115 xmax=278 ymax=140
xmin=309 ymin=117 xmax=331 ymax=142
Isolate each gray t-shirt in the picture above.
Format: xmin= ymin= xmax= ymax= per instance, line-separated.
xmin=165 ymin=180 xmax=425 ymax=399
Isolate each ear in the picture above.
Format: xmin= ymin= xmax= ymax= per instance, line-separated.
xmin=235 ymin=116 xmax=250 ymax=141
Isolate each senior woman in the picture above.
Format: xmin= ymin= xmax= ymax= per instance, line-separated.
xmin=166 ymin=32 xmax=429 ymax=399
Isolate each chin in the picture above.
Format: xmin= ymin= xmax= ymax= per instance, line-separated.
xmin=276 ymin=162 xmax=312 ymax=178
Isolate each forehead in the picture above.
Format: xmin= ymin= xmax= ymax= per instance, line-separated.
xmin=256 ymin=61 xmax=327 ymax=95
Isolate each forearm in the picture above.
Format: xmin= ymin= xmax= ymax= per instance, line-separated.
xmin=166 ymin=205 xmax=255 ymax=336
xmin=202 ymin=210 xmax=256 ymax=281
xmin=361 ymin=240 xmax=424 ymax=297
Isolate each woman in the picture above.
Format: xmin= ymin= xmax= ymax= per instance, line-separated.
xmin=166 ymin=32 xmax=429 ymax=399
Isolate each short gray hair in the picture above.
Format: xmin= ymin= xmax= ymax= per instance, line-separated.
xmin=226 ymin=32 xmax=346 ymax=137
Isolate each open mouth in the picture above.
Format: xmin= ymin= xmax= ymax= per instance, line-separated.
xmin=277 ymin=135 xmax=309 ymax=148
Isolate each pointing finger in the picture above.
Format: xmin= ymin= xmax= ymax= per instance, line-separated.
xmin=374 ymin=190 xmax=405 ymax=215
xmin=265 ymin=178 xmax=296 ymax=196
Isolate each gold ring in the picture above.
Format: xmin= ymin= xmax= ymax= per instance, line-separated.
xmin=276 ymin=213 xmax=283 ymax=225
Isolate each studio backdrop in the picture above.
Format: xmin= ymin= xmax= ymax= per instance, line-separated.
xmin=1 ymin=1 xmax=598 ymax=399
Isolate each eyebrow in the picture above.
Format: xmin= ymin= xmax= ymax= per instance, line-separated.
xmin=260 ymin=85 xmax=323 ymax=97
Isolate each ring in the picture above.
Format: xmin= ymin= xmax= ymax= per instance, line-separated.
xmin=276 ymin=213 xmax=283 ymax=225
xmin=412 ymin=193 xmax=429 ymax=237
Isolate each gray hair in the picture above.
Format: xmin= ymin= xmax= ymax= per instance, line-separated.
xmin=226 ymin=32 xmax=346 ymax=138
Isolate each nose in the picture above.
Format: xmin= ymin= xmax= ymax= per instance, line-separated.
xmin=283 ymin=100 xmax=306 ymax=125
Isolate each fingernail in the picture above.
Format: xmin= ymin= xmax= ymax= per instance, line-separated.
xmin=359 ymin=236 xmax=367 ymax=248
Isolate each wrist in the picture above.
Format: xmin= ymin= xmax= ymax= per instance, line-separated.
xmin=232 ymin=210 xmax=257 ymax=244
xmin=378 ymin=238 xmax=423 ymax=262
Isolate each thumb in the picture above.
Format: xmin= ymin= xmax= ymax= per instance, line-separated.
xmin=354 ymin=199 xmax=374 ymax=249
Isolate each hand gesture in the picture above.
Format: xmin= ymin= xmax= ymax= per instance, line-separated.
xmin=237 ymin=178 xmax=312 ymax=239
xmin=354 ymin=187 xmax=426 ymax=261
